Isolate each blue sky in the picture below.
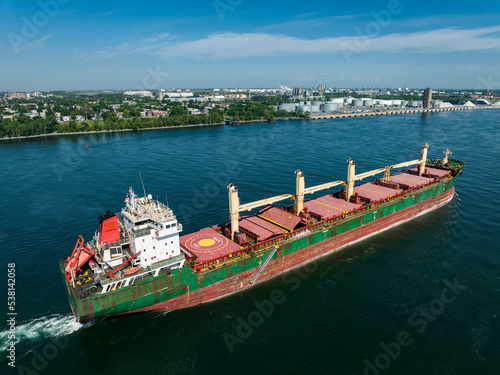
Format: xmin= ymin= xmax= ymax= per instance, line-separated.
xmin=1 ymin=0 xmax=500 ymax=91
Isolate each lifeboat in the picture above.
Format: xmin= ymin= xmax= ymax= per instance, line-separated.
xmin=123 ymin=266 xmax=140 ymax=276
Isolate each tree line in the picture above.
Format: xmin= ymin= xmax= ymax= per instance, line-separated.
xmin=0 ymin=102 xmax=291 ymax=138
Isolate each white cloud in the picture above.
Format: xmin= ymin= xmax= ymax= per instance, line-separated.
xmin=18 ymin=35 xmax=52 ymax=52
xmin=90 ymin=25 xmax=500 ymax=60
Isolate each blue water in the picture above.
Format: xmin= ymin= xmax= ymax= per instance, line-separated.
xmin=1 ymin=110 xmax=499 ymax=374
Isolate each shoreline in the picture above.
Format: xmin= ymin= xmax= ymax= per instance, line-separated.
xmin=0 ymin=118 xmax=295 ymax=141
xmin=1 ymin=106 xmax=498 ymax=141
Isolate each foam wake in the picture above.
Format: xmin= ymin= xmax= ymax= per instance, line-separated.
xmin=0 ymin=314 xmax=84 ymax=352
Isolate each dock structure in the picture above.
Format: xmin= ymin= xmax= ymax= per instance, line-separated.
xmin=307 ymin=106 xmax=494 ymax=120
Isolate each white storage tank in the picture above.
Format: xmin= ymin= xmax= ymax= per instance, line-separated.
xmin=344 ymin=98 xmax=353 ymax=105
xmin=392 ymin=100 xmax=402 ymax=106
xmin=321 ymin=103 xmax=339 ymax=112
xmin=278 ymin=104 xmax=295 ymax=112
xmin=352 ymin=99 xmax=363 ymax=107
xmin=363 ymin=100 xmax=374 ymax=107
xmin=330 ymin=98 xmax=344 ymax=104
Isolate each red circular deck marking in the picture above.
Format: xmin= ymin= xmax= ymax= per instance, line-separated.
xmin=185 ymin=233 xmax=229 ymax=254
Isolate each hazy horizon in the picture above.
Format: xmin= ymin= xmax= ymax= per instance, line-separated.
xmin=2 ymin=0 xmax=500 ymax=92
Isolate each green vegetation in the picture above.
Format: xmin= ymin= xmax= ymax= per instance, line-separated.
xmin=0 ymin=95 xmax=286 ymax=138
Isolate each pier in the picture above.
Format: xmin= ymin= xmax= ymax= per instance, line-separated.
xmin=308 ymin=106 xmax=500 ymax=120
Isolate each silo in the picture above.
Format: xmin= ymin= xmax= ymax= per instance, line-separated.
xmin=353 ymin=99 xmax=363 ymax=107
xmin=330 ymin=98 xmax=343 ymax=104
xmin=322 ymin=103 xmax=339 ymax=112
xmin=278 ymin=104 xmax=295 ymax=112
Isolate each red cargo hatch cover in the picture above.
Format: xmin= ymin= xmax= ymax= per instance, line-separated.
xmin=239 ymin=216 xmax=287 ymax=241
xmin=387 ymin=172 xmax=433 ymax=188
xmin=354 ymin=183 xmax=402 ymax=202
xmin=304 ymin=195 xmax=362 ymax=220
xmin=257 ymin=205 xmax=302 ymax=232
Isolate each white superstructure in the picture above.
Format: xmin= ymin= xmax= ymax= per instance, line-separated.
xmin=121 ymin=187 xmax=184 ymax=268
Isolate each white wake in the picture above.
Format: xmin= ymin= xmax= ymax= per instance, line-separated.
xmin=0 ymin=314 xmax=85 ymax=352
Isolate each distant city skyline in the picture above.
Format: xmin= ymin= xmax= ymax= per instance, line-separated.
xmin=2 ymin=0 xmax=500 ymax=91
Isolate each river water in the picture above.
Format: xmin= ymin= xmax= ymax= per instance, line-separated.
xmin=1 ymin=110 xmax=499 ymax=374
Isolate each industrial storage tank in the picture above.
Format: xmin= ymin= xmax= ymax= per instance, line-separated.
xmin=321 ymin=103 xmax=339 ymax=112
xmin=296 ymin=105 xmax=310 ymax=112
xmin=344 ymin=98 xmax=353 ymax=105
xmin=392 ymin=100 xmax=402 ymax=106
xmin=278 ymin=104 xmax=295 ymax=112
xmin=311 ymin=101 xmax=323 ymax=106
xmin=377 ymin=100 xmax=392 ymax=106
xmin=352 ymin=99 xmax=363 ymax=107
xmin=401 ymin=101 xmax=408 ymax=107
xmin=363 ymin=100 xmax=374 ymax=107
xmin=330 ymin=98 xmax=344 ymax=104
xmin=310 ymin=105 xmax=321 ymax=112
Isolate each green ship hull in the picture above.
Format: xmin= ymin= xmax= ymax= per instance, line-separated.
xmin=61 ymin=159 xmax=463 ymax=322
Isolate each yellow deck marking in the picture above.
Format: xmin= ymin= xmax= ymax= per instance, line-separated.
xmin=257 ymin=215 xmax=291 ymax=232
xmin=313 ymin=200 xmax=345 ymax=212
xmin=357 ymin=187 xmax=388 ymax=195
xmin=198 ymin=238 xmax=216 ymax=247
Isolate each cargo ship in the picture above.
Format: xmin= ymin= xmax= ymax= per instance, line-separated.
xmin=60 ymin=144 xmax=464 ymax=323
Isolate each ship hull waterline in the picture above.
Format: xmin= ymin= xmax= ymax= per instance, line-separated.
xmin=65 ymin=182 xmax=456 ymax=323
xmin=133 ymin=187 xmax=455 ymax=313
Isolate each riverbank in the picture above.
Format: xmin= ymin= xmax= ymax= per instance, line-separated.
xmin=0 ymin=118 xmax=298 ymax=141
xmin=1 ymin=105 xmax=498 ymax=140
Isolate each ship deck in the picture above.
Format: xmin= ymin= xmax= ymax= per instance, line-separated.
xmin=304 ymin=195 xmax=362 ymax=220
xmin=387 ymin=172 xmax=434 ymax=188
xmin=180 ymin=228 xmax=241 ymax=264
